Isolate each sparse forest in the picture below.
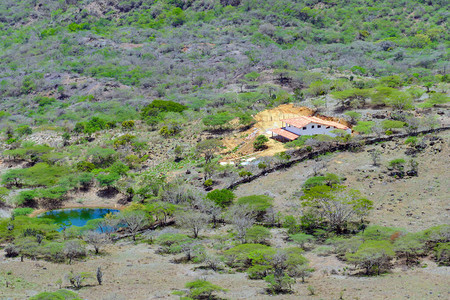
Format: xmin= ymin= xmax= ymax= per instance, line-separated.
xmin=0 ymin=0 xmax=448 ymax=299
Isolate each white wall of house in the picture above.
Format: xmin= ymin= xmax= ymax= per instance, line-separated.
xmin=285 ymin=122 xmax=351 ymax=137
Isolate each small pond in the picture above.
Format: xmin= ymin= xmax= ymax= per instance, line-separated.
xmin=39 ymin=208 xmax=119 ymax=230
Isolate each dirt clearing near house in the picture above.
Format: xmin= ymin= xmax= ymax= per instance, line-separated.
xmin=222 ymin=104 xmax=314 ymax=160
xmin=222 ymin=104 xmax=352 ymax=161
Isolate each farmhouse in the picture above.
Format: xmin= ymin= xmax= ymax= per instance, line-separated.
xmin=271 ymin=116 xmax=351 ymax=142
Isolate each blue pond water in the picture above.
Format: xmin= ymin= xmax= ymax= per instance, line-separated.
xmin=39 ymin=208 xmax=119 ymax=230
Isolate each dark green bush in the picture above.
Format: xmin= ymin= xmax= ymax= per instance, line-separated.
xmin=12 ymin=207 xmax=34 ymax=217
xmin=206 ymin=189 xmax=235 ymax=208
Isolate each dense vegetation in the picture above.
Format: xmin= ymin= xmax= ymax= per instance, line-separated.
xmin=0 ymin=0 xmax=448 ymax=130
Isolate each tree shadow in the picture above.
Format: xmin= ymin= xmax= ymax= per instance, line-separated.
xmin=96 ymin=186 xmax=119 ymax=198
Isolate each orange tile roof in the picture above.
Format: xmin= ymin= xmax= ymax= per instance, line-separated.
xmin=281 ymin=117 xmax=310 ymax=129
xmin=271 ymin=128 xmax=299 ymax=140
xmin=281 ymin=116 xmax=349 ymax=130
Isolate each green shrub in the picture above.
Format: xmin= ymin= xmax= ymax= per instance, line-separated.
xmin=3 ymin=144 xmax=53 ymax=162
xmin=283 ymin=215 xmax=301 ymax=234
xmin=184 ymin=280 xmax=226 ymax=299
xmin=87 ymin=147 xmax=117 ymax=167
xmin=331 ymin=88 xmax=371 ymax=108
xmin=254 ymin=135 xmax=269 ymax=150
xmin=84 ymin=117 xmax=107 ymax=134
xmin=108 ymin=161 xmax=129 ymax=176
xmin=68 ymin=22 xmax=90 ymax=32
xmin=223 ymin=243 xmax=271 ymax=269
xmin=76 ymin=161 xmax=96 ymax=172
xmin=404 ymin=136 xmax=418 ymax=145
xmin=141 ymin=100 xmax=187 ymax=119
xmin=303 ymin=173 xmax=342 ymax=189
xmin=244 ymin=71 xmax=261 ymax=82
xmin=238 ymin=170 xmax=252 ymax=177
xmin=236 ymin=195 xmax=272 ymax=221
xmin=329 ymin=236 xmax=363 ymax=257
xmin=380 ymin=75 xmax=404 ymax=88
xmin=155 ymin=233 xmax=192 ymax=253
xmin=16 ymin=125 xmax=32 ymax=136
xmin=345 ymin=111 xmax=362 ymax=123
xmin=307 ymin=80 xmax=330 ymax=96
xmin=384 ymin=91 xmax=414 ymax=110
xmin=290 ymin=233 xmax=314 ymax=248
xmin=346 ymin=240 xmax=395 ymax=275
xmin=434 ymin=243 xmax=450 ymax=266
xmin=0 ymin=187 xmax=9 ymax=204
xmin=257 ymin=162 xmax=268 ymax=169
xmin=121 ymin=120 xmax=135 ymax=130
xmin=38 ymin=241 xmax=66 ymax=262
xmin=113 ymin=134 xmax=136 ymax=148
xmin=206 ymin=189 xmax=235 ymax=208
xmin=381 ymin=120 xmax=405 ymax=131
xmin=236 ymin=195 xmax=273 ymax=213
xmin=202 ymin=112 xmax=234 ymax=129
xmin=421 ymin=225 xmax=450 ymax=244
xmin=3 ymin=163 xmax=70 ymax=187
xmin=245 ymin=226 xmax=272 ymax=244
xmin=353 ymin=121 xmax=374 ymax=134
xmin=29 ymin=289 xmax=81 ymax=300
xmin=12 ymin=207 xmax=34 ymax=217
xmin=264 ymin=273 xmax=295 ymax=294
xmin=96 ymin=172 xmax=120 ymax=187
xmin=393 ymin=233 xmax=426 ymax=265
xmin=389 ymin=158 xmax=406 ymax=171
xmin=247 ymin=264 xmax=273 ymax=279
xmin=203 ymin=179 xmax=213 ymax=187
xmin=360 ymin=225 xmax=406 ymax=241
xmin=418 ymin=93 xmax=450 ymax=108
xmin=159 ymin=125 xmax=180 ymax=137
xmin=35 ymin=96 xmax=56 ymax=107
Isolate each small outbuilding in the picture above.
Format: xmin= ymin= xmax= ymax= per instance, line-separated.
xmin=271 ymin=116 xmax=351 ymax=142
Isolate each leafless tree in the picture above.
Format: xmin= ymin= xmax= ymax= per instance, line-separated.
xmin=181 ymin=240 xmax=204 ymax=261
xmin=196 ymin=139 xmax=222 ymax=164
xmin=83 ymin=231 xmax=107 ymax=254
xmin=369 ymin=149 xmax=382 ymax=166
xmin=227 ymin=204 xmax=256 ymax=242
xmin=272 ymin=251 xmax=288 ymax=277
xmin=66 ymin=270 xmax=92 ymax=289
xmin=197 ymin=198 xmax=223 ymax=228
xmin=63 ymin=240 xmax=86 ymax=264
xmin=263 ymin=207 xmax=281 ymax=227
xmin=96 ymin=217 xmax=119 ymax=240
xmin=371 ymin=125 xmax=384 ymax=138
xmin=422 ymin=114 xmax=440 ymax=130
xmin=176 ymin=210 xmax=208 ymax=238
xmin=204 ymin=254 xmax=223 ymax=271
xmin=312 ymin=159 xmax=326 ymax=176
xmin=290 ymin=264 xmax=314 ymax=283
xmin=405 ymin=116 xmax=420 ymax=134
xmin=259 ymin=23 xmax=276 ymax=36
xmin=119 ymin=211 xmax=148 ymax=241
xmin=162 ymin=182 xmax=204 ymax=205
